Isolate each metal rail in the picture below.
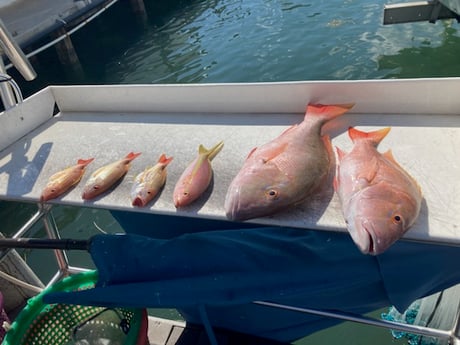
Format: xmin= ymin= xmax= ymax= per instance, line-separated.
xmin=0 ymin=19 xmax=36 ymax=81
xmin=0 ymin=18 xmax=36 ymax=109
xmin=254 ymin=301 xmax=459 ymax=343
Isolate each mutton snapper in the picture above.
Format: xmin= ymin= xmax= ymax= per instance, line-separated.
xmin=82 ymin=152 xmax=141 ymax=200
xmin=334 ymin=127 xmax=422 ymax=255
xmin=40 ymin=158 xmax=94 ymax=202
xmin=225 ymin=103 xmax=354 ymax=221
xmin=173 ymin=141 xmax=224 ymax=208
xmin=131 ymin=154 xmax=173 ymax=207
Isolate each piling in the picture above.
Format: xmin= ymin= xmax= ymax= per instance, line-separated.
xmin=52 ymin=27 xmax=85 ymax=79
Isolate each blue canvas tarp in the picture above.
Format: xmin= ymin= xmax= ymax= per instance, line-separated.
xmin=44 ymin=214 xmax=460 ymax=342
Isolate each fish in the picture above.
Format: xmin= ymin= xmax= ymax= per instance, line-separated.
xmin=131 ymin=154 xmax=173 ymax=207
xmin=82 ymin=152 xmax=141 ymax=200
xmin=334 ymin=127 xmax=422 ymax=255
xmin=173 ymin=141 xmax=224 ymax=208
xmin=40 ymin=158 xmax=94 ymax=202
xmin=225 ymin=103 xmax=354 ymax=221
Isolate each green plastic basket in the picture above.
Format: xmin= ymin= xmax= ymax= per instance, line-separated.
xmin=2 ymin=270 xmax=148 ymax=345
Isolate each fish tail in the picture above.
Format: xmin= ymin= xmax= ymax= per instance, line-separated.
xmin=199 ymin=141 xmax=224 ymax=161
xmin=158 ymin=154 xmax=173 ymax=165
xmin=348 ymin=127 xmax=391 ymax=146
xmin=305 ymin=103 xmax=355 ymax=122
xmin=77 ymin=158 xmax=95 ymax=166
xmin=125 ymin=152 xmax=142 ymax=161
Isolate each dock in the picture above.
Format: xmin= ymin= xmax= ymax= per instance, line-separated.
xmin=383 ymin=0 xmax=460 ymax=24
xmin=0 ymin=0 xmax=118 ymax=49
xmin=0 ymin=0 xmax=147 ymax=70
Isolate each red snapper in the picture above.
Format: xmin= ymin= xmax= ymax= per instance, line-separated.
xmin=225 ymin=103 xmax=354 ymax=221
xmin=334 ymin=127 xmax=422 ymax=255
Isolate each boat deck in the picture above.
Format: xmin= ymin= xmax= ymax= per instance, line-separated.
xmin=0 ymin=79 xmax=459 ymax=245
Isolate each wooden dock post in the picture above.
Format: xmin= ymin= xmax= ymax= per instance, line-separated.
xmin=53 ymin=28 xmax=82 ymax=68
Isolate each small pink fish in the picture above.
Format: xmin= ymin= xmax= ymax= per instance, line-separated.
xmin=82 ymin=152 xmax=141 ymax=200
xmin=131 ymin=154 xmax=173 ymax=207
xmin=334 ymin=127 xmax=422 ymax=255
xmin=173 ymin=141 xmax=224 ymax=208
xmin=225 ymin=103 xmax=354 ymax=221
xmin=40 ymin=158 xmax=94 ymax=202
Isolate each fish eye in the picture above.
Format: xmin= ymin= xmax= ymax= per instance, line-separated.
xmin=393 ymin=215 xmax=402 ymax=224
xmin=266 ymin=189 xmax=278 ymax=199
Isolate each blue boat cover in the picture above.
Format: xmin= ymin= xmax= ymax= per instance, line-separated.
xmin=44 ymin=213 xmax=460 ymax=342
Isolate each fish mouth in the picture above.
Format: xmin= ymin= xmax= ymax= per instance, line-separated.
xmin=132 ymin=197 xmax=146 ymax=207
xmin=225 ymin=194 xmax=241 ymax=221
xmin=224 ymin=187 xmax=248 ymax=221
xmin=359 ymin=222 xmax=376 ymax=255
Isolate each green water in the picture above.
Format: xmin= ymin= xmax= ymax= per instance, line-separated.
xmin=4 ymin=0 xmax=460 ymax=343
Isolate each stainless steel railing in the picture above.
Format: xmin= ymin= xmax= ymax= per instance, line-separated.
xmin=0 ymin=18 xmax=36 ymax=110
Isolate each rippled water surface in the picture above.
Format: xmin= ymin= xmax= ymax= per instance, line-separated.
xmin=17 ymin=0 xmax=460 ymax=92
xmin=101 ymin=0 xmax=460 ymax=83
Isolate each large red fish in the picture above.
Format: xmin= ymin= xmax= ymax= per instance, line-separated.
xmin=334 ymin=127 xmax=422 ymax=255
xmin=225 ymin=103 xmax=354 ymax=221
xmin=173 ymin=141 xmax=223 ymax=208
xmin=40 ymin=158 xmax=94 ymax=202
xmin=82 ymin=152 xmax=141 ymax=200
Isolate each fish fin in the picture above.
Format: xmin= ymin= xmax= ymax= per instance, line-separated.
xmin=348 ymin=127 xmax=391 ymax=146
xmin=358 ymin=156 xmax=379 ymax=184
xmin=383 ymin=150 xmax=422 ymax=195
xmin=322 ymin=135 xmax=336 ymax=168
xmin=333 ymin=174 xmax=339 ymax=191
xmin=125 ymin=152 xmax=142 ymax=161
xmin=48 ymin=169 xmax=69 ymax=181
xmin=246 ymin=147 xmax=258 ymax=160
xmin=77 ymin=158 xmax=95 ymax=166
xmin=335 ymin=147 xmax=347 ymax=162
xmin=383 ymin=149 xmax=398 ymax=164
xmin=200 ymin=141 xmax=224 ymax=161
xmin=158 ymin=154 xmax=173 ymax=165
xmin=279 ymin=124 xmax=298 ymax=137
xmin=305 ymin=103 xmax=355 ymax=122
xmin=261 ymin=143 xmax=289 ymax=163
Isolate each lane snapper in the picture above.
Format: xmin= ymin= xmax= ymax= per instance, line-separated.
xmin=131 ymin=154 xmax=173 ymax=207
xmin=225 ymin=103 xmax=354 ymax=221
xmin=173 ymin=141 xmax=224 ymax=208
xmin=40 ymin=158 xmax=94 ymax=202
xmin=334 ymin=127 xmax=422 ymax=255
xmin=82 ymin=152 xmax=141 ymax=200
